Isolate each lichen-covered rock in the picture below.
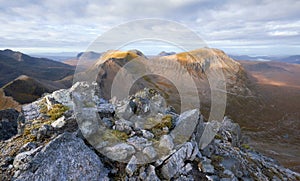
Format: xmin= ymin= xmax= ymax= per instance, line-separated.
xmin=2 ymin=84 xmax=300 ymax=181
xmin=14 ymin=132 xmax=109 ymax=181
xmin=51 ymin=116 xmax=66 ymax=128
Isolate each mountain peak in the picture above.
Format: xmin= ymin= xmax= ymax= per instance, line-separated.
xmin=0 ymin=49 xmax=25 ymax=62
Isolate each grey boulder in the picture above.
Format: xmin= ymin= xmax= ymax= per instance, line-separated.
xmin=14 ymin=132 xmax=109 ymax=181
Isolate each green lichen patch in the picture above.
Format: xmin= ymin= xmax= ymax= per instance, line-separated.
xmin=241 ymin=143 xmax=251 ymax=150
xmin=102 ymin=129 xmax=129 ymax=142
xmin=39 ymin=98 xmax=48 ymax=114
xmin=211 ymin=155 xmax=224 ymax=172
xmin=47 ymin=104 xmax=69 ymax=120
xmin=147 ymin=114 xmax=173 ymax=139
xmin=214 ymin=134 xmax=222 ymax=140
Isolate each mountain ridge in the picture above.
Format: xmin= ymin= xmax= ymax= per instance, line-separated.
xmin=0 ymin=49 xmax=75 ymax=87
xmin=0 ymin=82 xmax=299 ymax=180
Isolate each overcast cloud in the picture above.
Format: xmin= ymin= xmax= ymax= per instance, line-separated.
xmin=0 ymin=0 xmax=299 ymax=55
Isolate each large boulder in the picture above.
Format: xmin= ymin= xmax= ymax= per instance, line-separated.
xmin=14 ymin=132 xmax=109 ymax=181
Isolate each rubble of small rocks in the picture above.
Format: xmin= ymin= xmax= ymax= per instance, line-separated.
xmin=0 ymin=82 xmax=299 ymax=181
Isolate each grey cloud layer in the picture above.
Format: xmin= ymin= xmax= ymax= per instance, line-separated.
xmin=0 ymin=0 xmax=299 ymax=55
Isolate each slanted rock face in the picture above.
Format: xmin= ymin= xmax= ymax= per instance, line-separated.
xmin=14 ymin=132 xmax=109 ymax=181
xmin=160 ymin=142 xmax=199 ymax=180
xmin=0 ymin=109 xmax=20 ymax=140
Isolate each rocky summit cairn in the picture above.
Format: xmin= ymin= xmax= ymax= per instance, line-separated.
xmin=0 ymin=82 xmax=299 ymax=180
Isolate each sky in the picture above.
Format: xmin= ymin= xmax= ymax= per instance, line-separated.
xmin=0 ymin=0 xmax=299 ymax=56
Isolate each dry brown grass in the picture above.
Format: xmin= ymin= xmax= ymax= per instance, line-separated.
xmin=0 ymin=89 xmax=21 ymax=111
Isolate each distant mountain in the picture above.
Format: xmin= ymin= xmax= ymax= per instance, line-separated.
xmin=87 ymin=48 xmax=250 ymax=115
xmin=63 ymin=51 xmax=102 ymax=68
xmin=1 ymin=75 xmax=68 ymax=104
xmin=241 ymin=62 xmax=287 ymax=72
xmin=230 ymin=55 xmax=275 ymax=61
xmin=158 ymin=51 xmax=176 ymax=56
xmin=0 ymin=49 xmax=75 ymax=87
xmin=29 ymin=52 xmax=78 ymax=62
xmin=279 ymin=55 xmax=300 ymax=64
xmin=76 ymin=51 xmax=101 ymax=60
xmin=230 ymin=54 xmax=300 ymax=64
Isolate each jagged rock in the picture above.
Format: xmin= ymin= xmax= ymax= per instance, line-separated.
xmin=2 ymin=85 xmax=300 ymax=181
xmin=97 ymin=103 xmax=115 ymax=118
xmin=182 ymin=163 xmax=193 ymax=175
xmin=101 ymin=117 xmax=113 ymax=128
xmin=44 ymin=96 xmax=57 ymax=110
xmin=103 ymin=143 xmax=135 ymax=161
xmin=114 ymin=119 xmax=133 ymax=134
xmin=115 ymin=102 xmax=134 ymax=120
xmin=140 ymin=165 xmax=160 ymax=181
xmin=126 ymin=156 xmax=138 ymax=177
xmin=199 ymin=157 xmax=215 ymax=174
xmin=18 ymin=142 xmax=37 ymax=153
xmin=197 ymin=120 xmax=221 ymax=150
xmin=223 ymin=169 xmax=235 ymax=179
xmin=76 ymin=107 xmax=102 ymax=138
xmin=219 ymin=117 xmax=241 ymax=147
xmin=22 ymin=101 xmax=41 ymax=121
xmin=158 ymin=134 xmax=174 ymax=152
xmin=171 ymin=109 xmax=199 ymax=145
xmin=13 ymin=146 xmax=42 ymax=171
xmin=143 ymin=146 xmax=157 ymax=160
xmin=0 ymin=109 xmax=20 ymax=140
xmin=160 ymin=142 xmax=199 ymax=180
xmin=127 ymin=136 xmax=152 ymax=151
xmin=14 ymin=132 xmax=109 ymax=181
xmin=142 ymin=130 xmax=154 ymax=139
xmin=51 ymin=116 xmax=66 ymax=128
xmin=115 ymin=88 xmax=167 ymax=121
xmin=35 ymin=124 xmax=53 ymax=140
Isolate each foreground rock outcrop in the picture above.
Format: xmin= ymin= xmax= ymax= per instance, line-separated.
xmin=0 ymin=82 xmax=299 ymax=181
xmin=0 ymin=109 xmax=21 ymax=141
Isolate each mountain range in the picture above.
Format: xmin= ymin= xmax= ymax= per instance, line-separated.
xmin=0 ymin=49 xmax=75 ymax=107
xmin=0 ymin=48 xmax=299 ymax=173
xmin=230 ymin=54 xmax=300 ymax=64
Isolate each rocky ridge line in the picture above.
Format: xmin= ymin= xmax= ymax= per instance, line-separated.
xmin=0 ymin=82 xmax=299 ymax=181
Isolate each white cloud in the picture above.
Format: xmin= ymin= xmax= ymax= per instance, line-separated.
xmin=0 ymin=0 xmax=299 ymax=55
xmin=269 ymin=31 xmax=299 ymax=36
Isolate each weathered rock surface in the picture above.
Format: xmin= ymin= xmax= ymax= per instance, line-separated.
xmin=160 ymin=142 xmax=199 ymax=179
xmin=14 ymin=132 xmax=109 ymax=181
xmin=0 ymin=109 xmax=20 ymax=140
